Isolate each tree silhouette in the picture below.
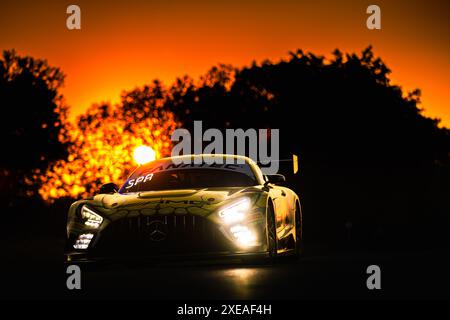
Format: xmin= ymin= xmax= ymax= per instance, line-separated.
xmin=162 ymin=46 xmax=449 ymax=249
xmin=39 ymin=83 xmax=178 ymax=201
xmin=0 ymin=50 xmax=68 ymax=199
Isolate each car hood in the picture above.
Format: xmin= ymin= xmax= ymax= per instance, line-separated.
xmin=85 ymin=186 xmax=265 ymax=221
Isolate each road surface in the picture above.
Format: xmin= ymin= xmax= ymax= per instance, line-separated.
xmin=2 ymin=248 xmax=449 ymax=300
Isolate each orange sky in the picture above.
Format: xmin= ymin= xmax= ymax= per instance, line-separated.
xmin=1 ymin=0 xmax=449 ymax=127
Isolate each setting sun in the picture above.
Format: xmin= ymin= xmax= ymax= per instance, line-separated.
xmin=133 ymin=145 xmax=156 ymax=165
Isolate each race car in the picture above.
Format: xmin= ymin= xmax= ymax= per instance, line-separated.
xmin=65 ymin=154 xmax=302 ymax=263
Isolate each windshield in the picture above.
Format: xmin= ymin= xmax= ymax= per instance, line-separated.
xmin=119 ymin=158 xmax=257 ymax=193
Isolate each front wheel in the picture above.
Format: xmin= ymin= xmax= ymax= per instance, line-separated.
xmin=294 ymin=202 xmax=303 ymax=258
xmin=241 ymin=202 xmax=277 ymax=265
xmin=266 ymin=202 xmax=277 ymax=260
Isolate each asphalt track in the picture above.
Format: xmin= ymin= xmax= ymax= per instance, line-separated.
xmin=2 ymin=247 xmax=450 ymax=300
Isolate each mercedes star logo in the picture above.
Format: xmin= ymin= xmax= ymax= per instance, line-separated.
xmin=147 ymin=220 xmax=168 ymax=242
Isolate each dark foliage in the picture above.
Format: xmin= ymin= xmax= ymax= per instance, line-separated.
xmin=0 ymin=50 xmax=68 ymax=199
xmin=165 ymin=47 xmax=450 ymax=250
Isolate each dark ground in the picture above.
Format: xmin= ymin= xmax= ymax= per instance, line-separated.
xmin=1 ymin=200 xmax=449 ymax=301
xmin=2 ymin=240 xmax=449 ymax=300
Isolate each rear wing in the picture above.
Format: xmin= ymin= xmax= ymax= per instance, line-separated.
xmin=258 ymin=154 xmax=299 ymax=174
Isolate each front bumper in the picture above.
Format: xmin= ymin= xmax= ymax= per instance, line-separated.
xmin=65 ymin=251 xmax=270 ymax=264
xmin=65 ymin=213 xmax=267 ymax=263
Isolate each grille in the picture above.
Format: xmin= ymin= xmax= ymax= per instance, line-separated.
xmin=93 ymin=214 xmax=232 ymax=256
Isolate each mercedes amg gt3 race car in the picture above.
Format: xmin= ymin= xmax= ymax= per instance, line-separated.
xmin=65 ymin=154 xmax=302 ymax=263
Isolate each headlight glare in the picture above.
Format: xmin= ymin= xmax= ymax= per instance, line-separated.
xmin=219 ymin=198 xmax=251 ymax=224
xmin=230 ymin=225 xmax=257 ymax=247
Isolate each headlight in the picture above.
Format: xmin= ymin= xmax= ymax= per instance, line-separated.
xmin=218 ymin=198 xmax=251 ymax=224
xmin=73 ymin=233 xmax=94 ymax=249
xmin=80 ymin=205 xmax=103 ymax=228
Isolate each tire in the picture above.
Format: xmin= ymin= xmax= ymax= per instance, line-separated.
xmin=241 ymin=201 xmax=277 ymax=265
xmin=294 ymin=202 xmax=303 ymax=258
xmin=266 ymin=202 xmax=277 ymax=261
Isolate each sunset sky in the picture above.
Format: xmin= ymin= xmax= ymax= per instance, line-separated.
xmin=1 ymin=0 xmax=449 ymax=127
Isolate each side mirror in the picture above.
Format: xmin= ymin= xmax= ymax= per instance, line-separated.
xmin=99 ymin=182 xmax=118 ymax=194
xmin=264 ymin=174 xmax=286 ymax=185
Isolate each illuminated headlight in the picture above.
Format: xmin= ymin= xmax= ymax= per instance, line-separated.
xmin=230 ymin=225 xmax=257 ymax=247
xmin=80 ymin=205 xmax=103 ymax=228
xmin=73 ymin=233 xmax=94 ymax=250
xmin=219 ymin=198 xmax=251 ymax=224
